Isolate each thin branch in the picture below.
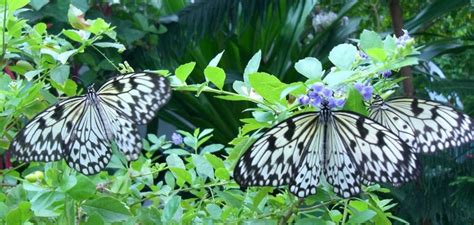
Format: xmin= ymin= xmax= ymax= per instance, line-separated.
xmin=278 ymin=198 xmax=304 ymax=225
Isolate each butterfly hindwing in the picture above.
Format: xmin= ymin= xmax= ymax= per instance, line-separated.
xmin=64 ymin=102 xmax=113 ymax=175
xmin=370 ymin=98 xmax=474 ymax=153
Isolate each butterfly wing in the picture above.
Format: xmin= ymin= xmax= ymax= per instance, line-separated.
xmin=370 ymin=98 xmax=474 ymax=153
xmin=9 ymin=97 xmax=86 ymax=163
xmin=97 ymin=72 xmax=171 ymax=124
xmin=63 ymin=100 xmax=113 ymax=175
xmin=333 ymin=112 xmax=419 ymax=186
xmin=234 ymin=113 xmax=322 ymax=197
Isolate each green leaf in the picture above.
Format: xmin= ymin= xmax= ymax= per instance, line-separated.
xmin=87 ymin=18 xmax=110 ymax=34
xmin=175 ymin=62 xmax=196 ymax=83
xmin=200 ymin=144 xmax=224 ymax=154
xmin=329 ymin=43 xmax=357 ymax=70
xmin=279 ymin=82 xmax=306 ymax=100
xmin=215 ymin=168 xmax=230 ymax=180
xmin=30 ymin=191 xmax=64 ymax=217
xmin=62 ymin=29 xmax=83 ymax=42
xmin=65 ymin=175 xmax=95 ymax=200
xmin=294 ymin=57 xmax=323 ymax=79
xmin=342 ymin=86 xmax=367 ymax=116
xmin=6 ymin=201 xmax=32 ymax=225
xmin=58 ymin=50 xmax=77 ymax=64
xmin=347 ymin=210 xmax=377 ymax=224
xmin=162 ymin=196 xmax=181 ymax=223
xmin=349 ymin=200 xmax=369 ymax=211
xmin=206 ymin=204 xmax=222 ymax=220
xmin=82 ymin=197 xmax=132 ymax=223
xmin=166 ymin=154 xmax=185 ymax=169
xmin=204 ymin=153 xmax=225 ymax=169
xmin=8 ymin=0 xmax=29 ymax=11
xmin=323 ymin=71 xmax=354 ymax=87
xmin=170 ymin=167 xmax=193 ymax=185
xmin=93 ymin=42 xmax=126 ymax=53
xmin=50 ymin=65 xmax=70 ymax=85
xmin=110 ymin=175 xmax=131 ymax=194
xmin=83 ymin=213 xmax=104 ymax=225
xmin=30 ymin=0 xmax=49 ymax=11
xmin=243 ymin=50 xmax=262 ymax=87
xmin=192 ymin=154 xmax=214 ymax=179
xmin=365 ymin=48 xmax=387 ymax=61
xmin=204 ymin=66 xmax=226 ymax=90
xmin=24 ymin=69 xmax=44 ymax=81
xmin=208 ymin=51 xmax=224 ymax=67
xmin=249 ymin=72 xmax=287 ymax=104
xmin=360 ymin=30 xmax=384 ymax=50
xmin=217 ymin=191 xmax=242 ymax=207
xmin=329 ymin=210 xmax=342 ymax=222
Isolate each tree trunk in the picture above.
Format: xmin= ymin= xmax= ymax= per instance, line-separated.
xmin=389 ymin=0 xmax=414 ymax=97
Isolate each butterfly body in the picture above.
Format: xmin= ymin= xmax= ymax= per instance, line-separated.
xmin=9 ymin=72 xmax=171 ymax=175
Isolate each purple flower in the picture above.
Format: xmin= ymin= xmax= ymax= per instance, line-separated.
xmin=354 ymin=82 xmax=364 ymax=92
xmin=171 ymin=132 xmax=183 ymax=145
xmin=396 ymin=29 xmax=412 ymax=47
xmin=361 ymin=86 xmax=373 ymax=101
xmin=321 ymin=88 xmax=333 ymax=98
xmin=308 ymin=90 xmax=319 ymax=99
xmin=311 ymin=83 xmax=324 ymax=93
xmin=381 ymin=70 xmax=392 ymax=78
xmin=335 ymin=98 xmax=346 ymax=107
xmin=311 ymin=95 xmax=322 ymax=107
xmin=358 ymin=51 xmax=368 ymax=60
xmin=327 ymin=97 xmax=336 ymax=108
xmin=298 ymin=95 xmax=310 ymax=105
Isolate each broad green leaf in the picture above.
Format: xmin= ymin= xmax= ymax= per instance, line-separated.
xmin=329 ymin=210 xmax=342 ymax=222
xmin=57 ymin=50 xmax=77 ymax=64
xmin=249 ymin=72 xmax=287 ymax=104
xmin=175 ymin=62 xmax=196 ymax=82
xmin=252 ymin=187 xmax=272 ymax=209
xmin=87 ymin=18 xmax=110 ymax=34
xmin=329 ymin=44 xmax=357 ymax=70
xmin=217 ymin=191 xmax=242 ymax=207
xmin=65 ymin=175 xmax=95 ymax=200
xmin=166 ymin=154 xmax=185 ymax=169
xmin=30 ymin=191 xmax=64 ymax=217
xmin=83 ymin=213 xmax=104 ymax=225
xmin=279 ymin=82 xmax=306 ymax=100
xmin=192 ymin=154 xmax=214 ymax=179
xmin=63 ymin=29 xmax=83 ymax=42
xmin=365 ymin=48 xmax=387 ymax=61
xmin=383 ymin=35 xmax=397 ymax=54
xmin=200 ymin=144 xmax=224 ymax=154
xmin=24 ymin=69 xmax=44 ymax=81
xmin=30 ymin=0 xmax=48 ymax=10
xmin=342 ymin=87 xmax=367 ymax=115
xmin=215 ymin=168 xmax=230 ymax=180
xmin=349 ymin=200 xmax=369 ymax=211
xmin=204 ymin=66 xmax=226 ymax=90
xmin=50 ymin=65 xmax=70 ymax=85
xmin=82 ymin=197 xmax=132 ymax=223
xmin=8 ymin=0 xmax=29 ymax=11
xmin=347 ymin=210 xmax=377 ymax=224
xmin=323 ymin=71 xmax=354 ymax=87
xmin=162 ymin=196 xmax=181 ymax=223
xmin=204 ymin=153 xmax=225 ymax=169
xmin=110 ymin=175 xmax=131 ymax=194
xmin=294 ymin=57 xmax=323 ymax=79
xmin=6 ymin=201 xmax=32 ymax=225
xmin=360 ymin=30 xmax=384 ymax=50
xmin=206 ymin=204 xmax=222 ymax=220
xmin=243 ymin=50 xmax=262 ymax=87
xmin=208 ymin=51 xmax=224 ymax=67
xmin=67 ymin=4 xmax=89 ymax=29
xmin=170 ymin=167 xmax=193 ymax=185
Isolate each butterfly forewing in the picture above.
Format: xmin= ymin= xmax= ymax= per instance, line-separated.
xmin=370 ymin=98 xmax=474 ymax=153
xmin=97 ymin=72 xmax=171 ymax=124
xmin=10 ymin=97 xmax=85 ymax=163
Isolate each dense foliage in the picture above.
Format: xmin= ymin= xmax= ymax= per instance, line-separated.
xmin=1 ymin=0 xmax=473 ymax=224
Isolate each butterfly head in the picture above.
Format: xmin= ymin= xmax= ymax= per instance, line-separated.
xmin=87 ymin=85 xmax=96 ymax=93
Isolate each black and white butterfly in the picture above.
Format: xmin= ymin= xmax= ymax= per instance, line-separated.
xmin=369 ymin=95 xmax=474 ymax=153
xmin=9 ymin=72 xmax=171 ymax=175
xmin=234 ymin=100 xmax=419 ymax=198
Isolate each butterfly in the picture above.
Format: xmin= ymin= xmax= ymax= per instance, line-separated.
xmin=9 ymin=72 xmax=171 ymax=175
xmin=233 ymin=100 xmax=419 ymax=198
xmin=369 ymin=95 xmax=474 ymax=153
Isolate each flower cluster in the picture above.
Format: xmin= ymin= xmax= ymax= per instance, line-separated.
xmin=354 ymin=82 xmax=374 ymax=101
xmin=171 ymin=132 xmax=183 ymax=145
xmin=396 ymin=29 xmax=413 ymax=47
xmin=380 ymin=70 xmax=392 ymax=78
xmin=298 ymin=83 xmax=346 ymax=109
xmin=358 ymin=50 xmax=368 ymax=60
